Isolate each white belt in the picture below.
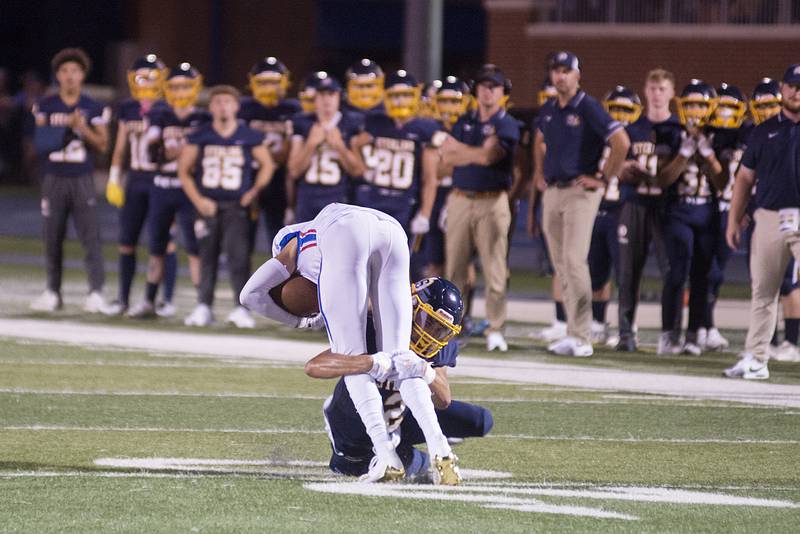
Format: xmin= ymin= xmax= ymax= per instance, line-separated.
xmin=154 ymin=176 xmax=182 ymax=189
xmin=679 ymin=196 xmax=710 ymax=206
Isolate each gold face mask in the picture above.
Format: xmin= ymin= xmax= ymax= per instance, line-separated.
xmin=409 ymin=289 xmax=462 ymax=360
xmin=385 ymin=85 xmax=420 ymax=119
xmin=249 ymin=72 xmax=288 ymax=107
xmin=165 ymin=76 xmax=202 ymax=108
xmin=347 ymin=76 xmax=384 ymax=110
xmin=128 ymin=68 xmax=166 ymax=101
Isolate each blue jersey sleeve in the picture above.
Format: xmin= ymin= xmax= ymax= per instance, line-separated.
xmin=431 ymin=339 xmax=458 ymax=368
xmin=583 ymin=97 xmax=621 ymax=141
xmin=740 ymin=128 xmax=762 ymax=171
xmin=494 ymin=114 xmax=520 ymax=154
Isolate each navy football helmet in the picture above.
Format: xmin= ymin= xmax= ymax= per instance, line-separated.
xmin=127 ymin=53 xmax=166 ymax=101
xmin=676 ymin=79 xmax=718 ymax=127
xmin=410 ymin=277 xmax=464 ymax=359
xmin=435 ymin=75 xmax=470 ymax=126
xmin=709 ymin=83 xmax=746 ymax=129
xmin=749 ymin=77 xmax=782 ymax=125
xmin=249 ymin=56 xmax=290 ymax=107
xmin=603 ymin=85 xmax=642 ymax=125
xmin=164 ymin=62 xmax=203 ymax=109
xmin=384 ymin=69 xmax=421 ymax=119
xmin=345 ymin=58 xmax=384 ymax=110
xmin=537 ymin=76 xmax=557 ymax=107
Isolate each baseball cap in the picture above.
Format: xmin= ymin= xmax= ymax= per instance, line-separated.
xmin=474 ymin=64 xmax=507 ymax=87
xmin=549 ymin=51 xmax=580 ymax=71
xmin=782 ymin=63 xmax=800 ymax=84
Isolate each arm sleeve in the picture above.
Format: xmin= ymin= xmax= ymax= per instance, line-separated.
xmin=584 ymin=99 xmax=622 ymax=141
xmin=494 ymin=115 xmax=520 ymax=153
xmin=740 ymin=130 xmax=761 ymax=170
xmin=239 ymin=258 xmax=302 ymax=327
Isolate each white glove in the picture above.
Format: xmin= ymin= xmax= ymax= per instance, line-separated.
xmin=391 ymin=350 xmax=435 ymax=383
xmin=438 ymin=206 xmax=447 ymax=232
xmin=297 ymin=313 xmax=326 ymax=330
xmin=410 ymin=214 xmax=430 ymax=235
xmin=697 ymin=133 xmax=715 ymax=159
xmin=679 ymin=131 xmax=697 ymax=159
xmin=283 ymin=208 xmax=295 ymax=226
xmin=369 ymin=351 xmax=394 ymax=382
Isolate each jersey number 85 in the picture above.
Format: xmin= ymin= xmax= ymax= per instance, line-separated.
xmin=201 ymin=154 xmax=244 ymax=190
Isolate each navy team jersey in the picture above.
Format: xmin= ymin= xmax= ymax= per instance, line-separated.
xmin=116 ymin=99 xmax=168 ymax=180
xmin=238 ymin=96 xmax=301 ymax=154
xmin=186 ymin=122 xmax=265 ymax=202
xmin=711 ymin=123 xmax=753 ymax=211
xmin=356 ymin=113 xmax=441 ymax=218
xmin=451 ymin=109 xmax=520 ymax=192
xmin=33 ymin=94 xmax=111 ymax=177
xmin=622 ymin=114 xmax=682 ymax=206
xmin=596 ymin=144 xmax=622 ymax=210
xmin=152 ymin=107 xmax=211 ymax=186
xmin=291 ymin=111 xmax=363 ymax=201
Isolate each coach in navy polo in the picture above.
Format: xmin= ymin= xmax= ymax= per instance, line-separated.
xmin=535 ymin=51 xmax=630 ymax=357
xmin=439 ymin=64 xmax=521 ymax=352
xmin=724 ymin=63 xmax=800 ymax=379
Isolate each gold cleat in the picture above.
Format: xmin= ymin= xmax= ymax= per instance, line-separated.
xmin=359 ymin=457 xmax=406 ymax=483
xmin=433 ymin=454 xmax=462 ymax=486
xmin=381 ymin=466 xmax=406 ymax=482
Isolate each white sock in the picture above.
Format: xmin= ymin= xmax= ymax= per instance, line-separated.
xmin=344 ymin=374 xmax=401 ymax=466
xmin=398 ymin=377 xmax=452 ymax=458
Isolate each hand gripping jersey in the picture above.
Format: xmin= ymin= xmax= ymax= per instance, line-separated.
xmin=711 ymin=122 xmax=753 ymax=211
xmin=185 ymin=122 xmax=265 ymax=202
xmin=33 ymin=94 xmax=111 ymax=177
xmin=116 ymin=99 xmax=166 ymax=180
xmin=354 ymin=113 xmax=441 ymax=227
xmin=152 ymin=107 xmax=211 ymax=188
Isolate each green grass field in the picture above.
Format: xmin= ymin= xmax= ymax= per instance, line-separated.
xmin=0 ymin=234 xmax=797 ymax=533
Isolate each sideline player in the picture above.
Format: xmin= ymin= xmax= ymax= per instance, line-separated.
xmin=343 ymin=58 xmax=385 ymax=116
xmin=304 ymin=277 xmax=493 ymax=480
xmin=287 ymin=72 xmax=362 ymax=222
xmin=179 ymin=85 xmax=274 ymax=328
xmin=128 ymin=62 xmax=209 ymax=317
xmin=103 ymin=54 xmax=167 ymax=316
xmin=240 ymin=203 xmax=462 ymax=483
xmin=30 ymin=47 xmax=110 ymax=312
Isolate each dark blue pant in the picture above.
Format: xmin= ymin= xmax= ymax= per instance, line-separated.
xmin=118 ymin=176 xmax=153 ymax=247
xmin=662 ymin=202 xmax=715 ymax=334
xmin=148 ymin=187 xmax=198 ymax=256
xmin=328 ymin=400 xmax=493 ymax=477
xmin=589 ymin=208 xmax=620 ymax=291
xmin=706 ymin=209 xmax=730 ymax=328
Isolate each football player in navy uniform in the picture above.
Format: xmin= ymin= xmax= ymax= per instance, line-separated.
xmin=350 ymin=70 xmax=439 ymax=254
xmin=424 ymin=76 xmax=471 ymax=277
xmin=343 ymin=58 xmax=385 ymax=116
xmin=179 ymin=85 xmax=275 ymax=328
xmin=657 ymin=79 xmax=725 ymax=355
xmin=287 ymin=72 xmax=363 ymax=222
xmin=297 ymin=72 xmax=318 ymax=114
xmin=127 ymin=62 xmax=209 ymax=318
xmin=103 ymin=54 xmax=167 ymax=316
xmin=305 ymin=277 xmax=492 ymax=482
xmin=30 ymin=48 xmax=110 ymax=313
xmin=588 ymin=86 xmax=641 ymax=344
xmin=239 ymin=56 xmax=301 ymax=245
xmin=615 ymin=69 xmax=680 ymax=352
xmin=700 ymin=83 xmax=752 ymax=350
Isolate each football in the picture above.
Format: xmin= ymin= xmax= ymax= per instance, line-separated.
xmin=269 ymin=274 xmax=320 ymax=317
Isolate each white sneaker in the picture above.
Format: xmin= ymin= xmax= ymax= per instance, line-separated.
xmin=127 ymin=300 xmax=155 ymax=318
xmin=657 ymin=332 xmax=682 ymax=355
xmin=773 ymin=341 xmax=800 ymax=362
xmin=486 ymin=331 xmax=508 ymax=352
xmin=682 ymin=341 xmax=703 ymax=356
xmin=83 ymin=291 xmax=107 ymax=313
xmin=155 ymin=301 xmax=177 ymax=318
xmin=704 ymin=327 xmax=729 ymax=351
xmin=590 ymin=321 xmax=609 ymax=344
xmin=696 ymin=328 xmax=708 ymax=349
xmin=30 ymin=290 xmax=61 ymax=312
xmin=530 ymin=320 xmax=566 ymax=342
xmin=547 ymin=336 xmax=593 ymax=357
xmin=724 ymin=353 xmax=769 ymax=379
xmin=101 ymin=300 xmax=127 ymax=316
xmin=184 ymin=304 xmax=213 ymax=327
xmin=227 ymin=306 xmax=255 ymax=329
xmin=359 ymin=454 xmax=405 ymax=483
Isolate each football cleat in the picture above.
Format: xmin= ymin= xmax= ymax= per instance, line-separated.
xmin=724 ymin=353 xmax=769 ymax=380
xmin=184 ymin=304 xmax=213 ymax=327
xmin=100 ymin=300 xmax=127 ymax=317
xmin=359 ymin=455 xmax=405 ymax=483
xmin=530 ymin=320 xmax=567 ymax=342
xmin=615 ymin=334 xmax=637 ymax=352
xmin=83 ymin=291 xmax=108 ymax=314
xmin=227 ymin=306 xmax=255 ymax=329
xmin=155 ymin=301 xmax=177 ymax=318
xmin=127 ymin=300 xmax=155 ymax=318
xmin=657 ymin=332 xmax=682 ymax=355
xmin=486 ymin=331 xmax=508 ymax=352
xmin=433 ymin=454 xmax=462 ymax=486
xmin=682 ymin=341 xmax=703 ymax=357
xmin=548 ymin=336 xmax=592 ymax=357
xmin=773 ymin=341 xmax=800 ymax=362
xmin=590 ymin=320 xmax=609 ymax=344
xmin=704 ymin=327 xmax=729 ymax=351
xmin=30 ymin=290 xmax=62 ymax=312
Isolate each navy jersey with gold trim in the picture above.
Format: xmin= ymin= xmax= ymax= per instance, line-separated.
xmin=622 ymin=114 xmax=682 ymax=205
xmin=116 ymin=99 xmax=168 ymax=180
xmin=152 ymin=107 xmax=211 ymax=179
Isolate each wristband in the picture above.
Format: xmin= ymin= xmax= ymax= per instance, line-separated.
xmin=423 ymin=363 xmax=437 ymax=385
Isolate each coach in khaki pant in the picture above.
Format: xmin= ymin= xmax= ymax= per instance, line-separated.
xmin=440 ymin=64 xmax=520 ymax=352
xmin=534 ymin=52 xmax=629 ymax=356
xmin=725 ymin=64 xmax=800 ymax=380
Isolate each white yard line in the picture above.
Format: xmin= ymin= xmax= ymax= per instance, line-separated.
xmin=0 ymin=388 xmax=327 ymax=400
xmin=1 ymin=318 xmax=799 ymax=408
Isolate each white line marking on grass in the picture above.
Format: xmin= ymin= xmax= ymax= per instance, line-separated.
xmin=94 ymin=457 xmax=328 ymax=469
xmin=0 ymin=359 xmax=274 ymax=369
xmin=488 ymin=434 xmax=800 ymax=445
xmin=0 ymin=388 xmax=326 ymax=400
xmin=3 ymin=425 xmax=325 ymax=435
